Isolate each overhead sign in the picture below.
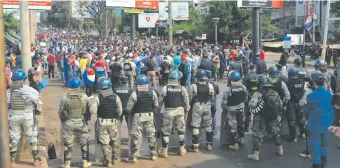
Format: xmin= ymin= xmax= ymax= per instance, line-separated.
xmin=106 ymin=0 xmax=135 ymax=8
xmin=158 ymin=2 xmax=169 ymax=20
xmin=172 ymin=2 xmax=189 ymax=20
xmin=136 ymin=0 xmax=159 ymax=10
xmin=159 ymin=2 xmax=189 ymax=20
xmin=3 ymin=0 xmax=52 ymax=10
xmin=202 ymin=34 xmax=207 ymax=40
xmin=237 ymin=0 xmax=283 ymax=8
xmin=282 ymin=36 xmax=291 ymax=49
xmin=138 ymin=13 xmax=159 ymax=28
xmin=124 ymin=8 xmax=144 ymax=14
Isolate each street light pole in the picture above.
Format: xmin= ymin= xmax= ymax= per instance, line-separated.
xmin=321 ymin=0 xmax=331 ymax=61
xmin=0 ymin=2 xmax=10 ymax=167
xmin=168 ymin=0 xmax=173 ymax=46
xmin=212 ymin=17 xmax=220 ymax=46
xmin=20 ymin=0 xmax=32 ymax=74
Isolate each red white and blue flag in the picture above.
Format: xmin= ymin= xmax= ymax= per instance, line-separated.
xmin=305 ymin=15 xmax=312 ymax=32
xmin=83 ymin=68 xmax=95 ymax=87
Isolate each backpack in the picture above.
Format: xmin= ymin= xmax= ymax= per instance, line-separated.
xmin=261 ymin=88 xmax=281 ymax=119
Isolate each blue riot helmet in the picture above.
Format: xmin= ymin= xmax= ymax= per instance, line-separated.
xmin=98 ymin=77 xmax=112 ymax=89
xmin=257 ymin=74 xmax=271 ymax=87
xmin=268 ymin=66 xmax=279 ymax=78
xmin=229 ymin=71 xmax=241 ymax=82
xmin=136 ymin=75 xmax=149 ymax=85
xmin=288 ymin=67 xmax=299 ymax=79
xmin=311 ymin=71 xmax=325 ymax=83
xmin=12 ymin=69 xmax=26 ymax=81
xmin=69 ymin=77 xmax=83 ymax=88
xmin=314 ymin=59 xmax=325 ymax=70
xmin=169 ymin=70 xmax=181 ymax=80
xmin=196 ymin=69 xmax=208 ymax=80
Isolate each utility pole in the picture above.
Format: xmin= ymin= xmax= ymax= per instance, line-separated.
xmin=29 ymin=10 xmax=36 ymax=46
xmin=20 ymin=0 xmax=32 ymax=74
xmin=252 ymin=8 xmax=260 ymax=57
xmin=131 ymin=14 xmax=136 ymax=45
xmin=312 ymin=0 xmax=316 ymax=43
xmin=321 ymin=1 xmax=331 ymax=61
xmin=168 ymin=0 xmax=173 ymax=46
xmin=0 ymin=2 xmax=10 ymax=167
xmin=105 ymin=8 xmax=109 ymax=38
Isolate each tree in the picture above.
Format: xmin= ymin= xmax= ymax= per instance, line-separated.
xmin=45 ymin=4 xmax=69 ymax=28
xmin=76 ymin=0 xmax=106 ymax=35
xmin=331 ymin=1 xmax=340 ymax=41
xmin=262 ymin=16 xmax=279 ymax=39
xmin=4 ymin=12 xmax=19 ymax=31
xmin=205 ymin=2 xmax=251 ymax=44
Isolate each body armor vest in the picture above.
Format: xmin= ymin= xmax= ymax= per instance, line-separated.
xmin=227 ymin=86 xmax=246 ymax=106
xmin=98 ymin=94 xmax=118 ymax=119
xmin=116 ymin=86 xmax=133 ymax=108
xmin=135 ymin=90 xmax=154 ymax=113
xmin=66 ymin=93 xmax=84 ymax=119
xmin=196 ymin=83 xmax=209 ymax=103
xmin=10 ymin=90 xmax=26 ymax=110
xmin=164 ymin=85 xmax=183 ymax=108
xmin=288 ymin=78 xmax=304 ymax=102
xmin=271 ymin=78 xmax=284 ymax=100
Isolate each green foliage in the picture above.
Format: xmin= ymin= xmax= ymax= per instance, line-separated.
xmin=4 ymin=12 xmax=19 ymax=31
xmin=331 ymin=1 xmax=340 ymax=41
xmin=262 ymin=16 xmax=279 ymax=39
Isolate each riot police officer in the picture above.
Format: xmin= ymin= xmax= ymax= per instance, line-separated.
xmin=314 ymin=59 xmax=333 ymax=91
xmin=8 ymin=69 xmax=42 ymax=167
xmin=286 ymin=67 xmax=306 ymax=142
xmin=126 ymin=75 xmax=159 ymax=163
xmin=115 ymin=76 xmax=134 ymax=125
xmin=221 ymin=71 xmax=248 ymax=150
xmin=58 ymin=77 xmax=93 ymax=168
xmin=247 ymin=74 xmax=283 ymax=161
xmin=158 ymin=70 xmax=190 ymax=158
xmin=243 ymin=65 xmax=258 ymax=131
xmin=207 ymin=70 xmax=219 ymax=135
xmin=268 ymin=66 xmax=290 ymax=109
xmin=189 ymin=69 xmax=215 ymax=152
xmin=92 ymin=77 xmax=122 ymax=167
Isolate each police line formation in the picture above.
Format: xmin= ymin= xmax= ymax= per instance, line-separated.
xmin=8 ymin=56 xmax=340 ymax=168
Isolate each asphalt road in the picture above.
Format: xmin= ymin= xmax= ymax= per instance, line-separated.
xmin=49 ymin=60 xmax=340 ymax=168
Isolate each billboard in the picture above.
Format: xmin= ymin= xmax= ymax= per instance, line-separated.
xmin=106 ymin=0 xmax=135 ymax=8
xmin=159 ymin=2 xmax=189 ymax=20
xmin=124 ymin=8 xmax=144 ymax=14
xmin=237 ymin=0 xmax=283 ymax=8
xmin=138 ymin=13 xmax=159 ymax=28
xmin=136 ymin=0 xmax=159 ymax=10
xmin=3 ymin=0 xmax=52 ymax=10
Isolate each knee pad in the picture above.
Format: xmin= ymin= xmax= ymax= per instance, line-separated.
xmin=206 ymin=126 xmax=212 ymax=133
xmin=178 ymin=134 xmax=185 ymax=142
xmin=162 ymin=136 xmax=169 ymax=148
xmin=192 ymin=128 xmax=199 ymax=136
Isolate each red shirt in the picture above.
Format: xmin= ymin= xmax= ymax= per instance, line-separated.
xmin=47 ymin=54 xmax=55 ymax=65
xmin=95 ymin=60 xmax=108 ymax=71
xmin=260 ymin=50 xmax=265 ymax=61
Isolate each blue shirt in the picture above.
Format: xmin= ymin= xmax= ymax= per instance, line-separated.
xmin=303 ymin=86 xmax=334 ymax=133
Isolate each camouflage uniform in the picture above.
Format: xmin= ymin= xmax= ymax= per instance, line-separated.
xmin=208 ymin=79 xmax=219 ymax=134
xmin=126 ymin=86 xmax=159 ymax=161
xmin=7 ymin=81 xmax=41 ymax=162
xmin=189 ymin=82 xmax=215 ymax=150
xmin=159 ymin=83 xmax=190 ymax=156
xmin=58 ymin=90 xmax=92 ymax=163
xmin=248 ymin=92 xmax=282 ymax=159
xmin=221 ymin=83 xmax=248 ymax=148
xmin=91 ymin=89 xmax=123 ymax=164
